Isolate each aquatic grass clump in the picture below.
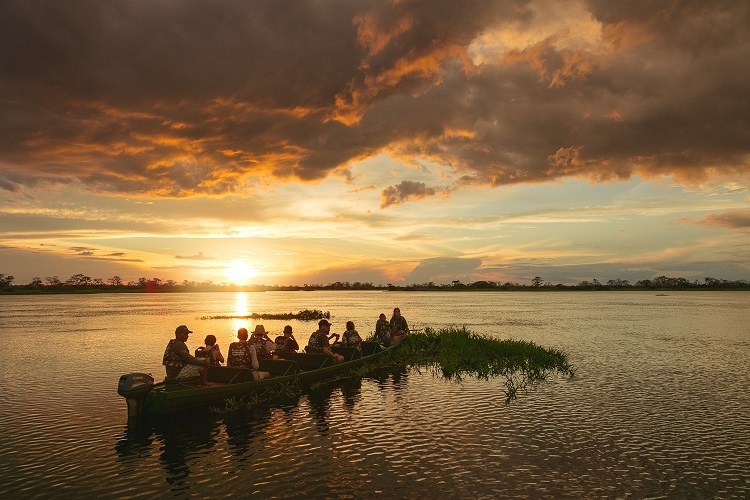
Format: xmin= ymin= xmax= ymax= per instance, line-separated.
xmin=201 ymin=309 xmax=330 ymax=321
xmin=359 ymin=326 xmax=575 ymax=403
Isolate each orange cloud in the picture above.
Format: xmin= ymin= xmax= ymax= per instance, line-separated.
xmin=696 ymin=211 xmax=750 ymax=229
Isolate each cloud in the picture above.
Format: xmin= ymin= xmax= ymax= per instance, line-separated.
xmin=175 ymin=252 xmax=214 ymax=260
xmin=0 ymin=1 xmax=748 ymax=202
xmin=697 ymin=210 xmax=750 ymax=229
xmin=380 ymin=180 xmax=452 ymax=208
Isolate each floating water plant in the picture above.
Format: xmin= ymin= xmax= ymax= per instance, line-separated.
xmin=360 ymin=326 xmax=575 ymax=403
xmin=201 ymin=309 xmax=330 ymax=321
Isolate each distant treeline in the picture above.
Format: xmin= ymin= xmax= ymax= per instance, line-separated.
xmin=1 ymin=273 xmax=749 ymax=294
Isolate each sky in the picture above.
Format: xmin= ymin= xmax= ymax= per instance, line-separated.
xmin=1 ymin=0 xmax=749 ymax=286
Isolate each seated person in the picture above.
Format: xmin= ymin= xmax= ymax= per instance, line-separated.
xmin=341 ymin=320 xmax=362 ymax=350
xmin=162 ymin=325 xmax=210 ymax=385
xmin=274 ymin=325 xmax=300 ymax=353
xmin=389 ymin=307 xmax=410 ymax=346
xmin=249 ymin=324 xmax=278 ymax=360
xmin=195 ymin=334 xmax=225 ymax=366
xmin=306 ymin=319 xmax=345 ymax=363
xmin=374 ymin=313 xmax=391 ymax=345
xmin=227 ymin=327 xmax=270 ymax=380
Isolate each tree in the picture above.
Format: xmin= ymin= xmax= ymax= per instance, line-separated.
xmin=66 ymin=274 xmax=92 ymax=286
xmin=531 ymin=276 xmax=543 ymax=287
xmin=45 ymin=276 xmax=61 ymax=286
xmin=29 ymin=277 xmax=43 ymax=287
xmin=0 ymin=274 xmax=14 ymax=287
xmin=108 ymin=276 xmax=123 ymax=287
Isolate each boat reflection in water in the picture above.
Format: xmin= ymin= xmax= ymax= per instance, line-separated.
xmin=114 ymin=374 xmax=381 ymax=497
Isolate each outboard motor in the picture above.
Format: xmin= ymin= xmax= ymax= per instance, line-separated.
xmin=117 ymin=373 xmax=154 ymax=418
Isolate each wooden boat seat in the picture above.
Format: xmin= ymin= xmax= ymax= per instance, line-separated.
xmin=207 ymin=360 xmax=300 ymax=383
xmin=331 ymin=346 xmax=362 ymax=361
xmin=275 ymin=351 xmax=334 ymax=370
xmin=360 ymin=341 xmax=383 ymax=356
xmin=207 ymin=366 xmax=254 ymax=384
xmin=259 ymin=359 xmax=300 ymax=376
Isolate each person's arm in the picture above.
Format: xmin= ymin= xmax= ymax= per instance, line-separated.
xmin=249 ymin=345 xmax=260 ymax=371
xmin=290 ymin=337 xmax=299 ymax=351
xmin=177 ymin=342 xmax=208 ymax=366
xmin=214 ymin=345 xmax=224 ymax=363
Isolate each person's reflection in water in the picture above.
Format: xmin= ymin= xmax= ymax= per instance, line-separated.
xmin=307 ymin=386 xmax=336 ymax=434
xmin=340 ymin=378 xmax=362 ymax=413
xmin=223 ymin=408 xmax=274 ymax=463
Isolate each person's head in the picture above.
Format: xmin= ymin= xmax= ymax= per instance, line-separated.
xmin=393 ymin=307 xmax=401 ymax=317
xmin=346 ymin=320 xmax=355 ymax=330
xmin=379 ymin=313 xmax=386 ymax=321
xmin=237 ymin=327 xmax=248 ymax=341
xmin=204 ymin=334 xmax=217 ymax=346
xmin=252 ymin=325 xmax=267 ymax=337
xmin=318 ymin=319 xmax=331 ymax=332
xmin=175 ymin=325 xmax=192 ymax=341
xmin=283 ymin=325 xmax=293 ymax=336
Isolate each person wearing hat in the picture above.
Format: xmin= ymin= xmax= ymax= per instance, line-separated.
xmin=162 ymin=325 xmax=210 ymax=385
xmin=227 ymin=327 xmax=270 ymax=380
xmin=274 ymin=325 xmax=299 ymax=353
xmin=306 ymin=319 xmax=344 ymax=363
xmin=249 ymin=324 xmax=278 ymax=360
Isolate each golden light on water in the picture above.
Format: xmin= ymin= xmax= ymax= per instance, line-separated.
xmin=232 ymin=292 xmax=252 ymax=333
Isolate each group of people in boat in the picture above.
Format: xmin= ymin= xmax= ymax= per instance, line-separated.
xmin=162 ymin=307 xmax=410 ymax=386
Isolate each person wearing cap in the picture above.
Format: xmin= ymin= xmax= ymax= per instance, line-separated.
xmin=162 ymin=325 xmax=210 ymax=385
xmin=341 ymin=320 xmax=362 ymax=350
xmin=374 ymin=313 xmax=391 ymax=345
xmin=249 ymin=324 xmax=278 ymax=360
xmin=389 ymin=307 xmax=409 ymax=346
xmin=274 ymin=325 xmax=299 ymax=353
xmin=227 ymin=327 xmax=270 ymax=380
xmin=306 ymin=319 xmax=344 ymax=363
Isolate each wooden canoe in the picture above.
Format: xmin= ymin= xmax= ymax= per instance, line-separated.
xmin=118 ymin=341 xmax=390 ymax=417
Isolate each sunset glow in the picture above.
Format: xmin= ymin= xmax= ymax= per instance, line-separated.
xmin=225 ymin=261 xmax=259 ymax=285
xmin=0 ymin=1 xmax=748 ymax=286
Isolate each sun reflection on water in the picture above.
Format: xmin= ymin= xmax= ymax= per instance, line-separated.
xmin=232 ymin=292 xmax=252 ymax=333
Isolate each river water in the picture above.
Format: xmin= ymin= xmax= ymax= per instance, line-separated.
xmin=0 ymin=291 xmax=748 ymax=498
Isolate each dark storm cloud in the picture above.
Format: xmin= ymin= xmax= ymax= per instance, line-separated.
xmin=0 ymin=1 xmax=748 ymax=201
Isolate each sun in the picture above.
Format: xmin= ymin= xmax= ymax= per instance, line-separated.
xmin=225 ymin=260 xmax=259 ymax=284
